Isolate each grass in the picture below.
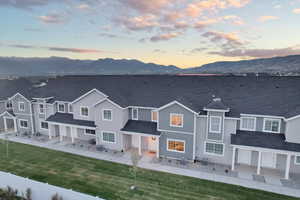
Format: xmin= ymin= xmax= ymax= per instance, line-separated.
xmin=0 ymin=140 xmax=298 ymax=200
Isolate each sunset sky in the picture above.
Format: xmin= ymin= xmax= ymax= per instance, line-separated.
xmin=0 ymin=0 xmax=300 ymax=68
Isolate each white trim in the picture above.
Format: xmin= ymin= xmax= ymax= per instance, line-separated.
xmin=204 ymin=141 xmax=225 ymax=156
xmin=131 ymin=107 xmax=138 ymax=120
xmin=126 ymin=106 xmax=158 ymax=109
xmin=47 ymin=121 xmax=96 ymax=130
xmin=101 ymin=131 xmax=116 ymax=144
xmin=192 ymin=114 xmax=196 ymax=160
xmin=57 ymin=103 xmax=65 ymax=113
xmin=166 ymin=138 xmax=185 ymax=153
xmin=84 ymin=128 xmax=96 ymax=136
xmin=0 ymin=111 xmax=15 ymax=118
xmin=263 ymin=118 xmax=281 ymax=133
xmin=231 ymin=144 xmax=297 ymax=155
xmin=3 ymin=116 xmax=17 ymax=132
xmin=18 ymin=102 xmax=25 ymax=111
xmin=40 ymin=121 xmax=49 ymax=131
xmin=157 ymin=128 xmax=193 ymax=135
xmin=285 ymin=114 xmax=300 ymax=122
xmin=209 ymin=116 xmax=222 ymax=133
xmin=294 ymin=155 xmax=300 ymax=165
xmin=169 ymin=113 xmax=184 ymax=128
xmin=19 ymin=119 xmax=29 ymax=129
xmin=151 ymin=110 xmax=158 ymax=122
xmin=240 ymin=116 xmax=256 ymax=131
xmin=12 ymin=113 xmax=32 ymax=116
xmin=157 ymin=101 xmax=197 ymax=114
xmin=93 ymin=98 xmax=123 ymax=109
xmin=71 ymin=88 xmax=108 ymax=104
xmin=122 ymin=131 xmax=161 ymax=137
xmin=102 ymin=109 xmax=113 ymax=121
xmin=39 ymin=103 xmax=45 ymax=114
xmin=241 ymin=113 xmax=284 ymax=119
xmin=203 ymin=108 xmax=229 ymax=112
xmin=9 ymin=93 xmax=31 ymax=103
xmin=80 ymin=106 xmax=89 ymax=117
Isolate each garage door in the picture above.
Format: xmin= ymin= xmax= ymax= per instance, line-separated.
xmin=261 ymin=152 xmax=276 ymax=168
xmin=238 ymin=149 xmax=251 ymax=165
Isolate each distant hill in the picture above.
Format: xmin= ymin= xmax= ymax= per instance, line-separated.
xmin=0 ymin=55 xmax=300 ymax=77
xmin=183 ymin=55 xmax=300 ymax=75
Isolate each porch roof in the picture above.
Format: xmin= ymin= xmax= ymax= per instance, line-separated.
xmin=121 ymin=120 xmax=161 ymax=136
xmin=231 ymin=130 xmax=300 ymax=153
xmin=46 ymin=113 xmax=96 ymax=128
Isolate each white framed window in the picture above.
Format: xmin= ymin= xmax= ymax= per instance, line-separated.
xmin=170 ymin=113 xmax=183 ymax=127
xmin=40 ymin=121 xmax=48 ymax=130
xmin=102 ymin=109 xmax=112 ymax=121
xmin=58 ymin=103 xmax=65 ymax=113
xmin=85 ymin=129 xmax=95 ymax=135
xmin=19 ymin=119 xmax=28 ymax=129
xmin=39 ymin=104 xmax=45 ymax=114
xmin=263 ymin=118 xmax=281 ymax=133
xmin=102 ymin=131 xmax=116 ymax=143
xmin=204 ymin=142 xmax=224 ymax=156
xmin=167 ymin=139 xmax=185 ymax=153
xmin=295 ymin=155 xmax=300 ymax=165
xmin=6 ymin=101 xmax=12 ymax=109
xmin=132 ymin=108 xmax=138 ymax=120
xmin=151 ymin=111 xmax=158 ymax=122
xmin=240 ymin=117 xmax=256 ymax=131
xmin=19 ymin=102 xmax=25 ymax=111
xmin=80 ymin=106 xmax=89 ymax=117
xmin=209 ymin=116 xmax=221 ymax=133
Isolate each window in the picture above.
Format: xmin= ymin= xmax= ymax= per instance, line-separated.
xmin=167 ymin=139 xmax=185 ymax=153
xmin=103 ymin=109 xmax=112 ymax=121
xmin=58 ymin=103 xmax=65 ymax=113
xmin=132 ymin=108 xmax=138 ymax=120
xmin=170 ymin=113 xmax=183 ymax=127
xmin=19 ymin=102 xmax=25 ymax=111
xmin=209 ymin=116 xmax=221 ymax=133
xmin=85 ymin=129 xmax=95 ymax=135
xmin=263 ymin=118 xmax=280 ymax=133
xmin=19 ymin=120 xmax=28 ymax=128
xmin=80 ymin=106 xmax=89 ymax=117
xmin=40 ymin=121 xmax=48 ymax=130
xmin=39 ymin=104 xmax=45 ymax=114
xmin=241 ymin=117 xmax=256 ymax=131
xmin=205 ymin=142 xmax=224 ymax=156
xmin=6 ymin=101 xmax=12 ymax=109
xmin=102 ymin=131 xmax=116 ymax=143
xmin=295 ymin=156 xmax=300 ymax=165
xmin=151 ymin=111 xmax=158 ymax=122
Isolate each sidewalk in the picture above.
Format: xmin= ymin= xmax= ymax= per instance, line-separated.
xmin=1 ymin=134 xmax=300 ymax=198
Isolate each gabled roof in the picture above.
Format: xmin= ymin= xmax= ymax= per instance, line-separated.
xmin=1 ymin=75 xmax=300 ymax=118
xmin=203 ymin=98 xmax=229 ymax=112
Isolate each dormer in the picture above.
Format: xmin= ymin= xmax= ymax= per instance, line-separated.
xmin=203 ymin=98 xmax=230 ymax=113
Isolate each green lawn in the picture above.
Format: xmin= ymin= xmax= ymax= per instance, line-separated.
xmin=0 ymin=140 xmax=298 ymax=200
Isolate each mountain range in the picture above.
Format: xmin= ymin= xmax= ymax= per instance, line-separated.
xmin=0 ymin=55 xmax=300 ymax=77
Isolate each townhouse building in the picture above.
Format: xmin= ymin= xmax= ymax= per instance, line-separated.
xmin=0 ymin=75 xmax=300 ymax=179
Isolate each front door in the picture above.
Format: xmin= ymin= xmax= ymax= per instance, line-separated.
xmin=148 ymin=136 xmax=157 ymax=153
xmin=4 ymin=118 xmax=15 ymax=132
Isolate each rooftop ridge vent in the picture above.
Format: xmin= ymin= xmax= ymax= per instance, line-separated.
xmin=33 ymin=82 xmax=47 ymax=88
xmin=213 ymin=98 xmax=221 ymax=102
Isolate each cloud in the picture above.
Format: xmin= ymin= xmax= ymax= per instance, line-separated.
xmin=202 ymin=31 xmax=244 ymax=49
xmin=118 ymin=15 xmax=159 ymax=31
xmin=99 ymin=33 xmax=119 ymax=38
xmin=194 ymin=15 xmax=244 ymax=30
xmin=153 ymin=49 xmax=166 ymax=53
xmin=293 ymin=8 xmax=300 ymax=14
xmin=150 ymin=32 xmax=182 ymax=42
xmin=39 ymin=13 xmax=66 ymax=24
xmin=190 ymin=47 xmax=208 ymax=54
xmin=208 ymin=45 xmax=300 ymax=58
xmin=24 ymin=27 xmax=44 ymax=32
xmin=77 ymin=3 xmax=91 ymax=11
xmin=119 ymin=0 xmax=172 ymax=14
xmin=258 ymin=15 xmax=279 ymax=22
xmin=0 ymin=0 xmax=62 ymax=9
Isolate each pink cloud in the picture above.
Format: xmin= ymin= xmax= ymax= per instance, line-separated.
xmin=120 ymin=0 xmax=172 ymax=13
xmin=118 ymin=15 xmax=159 ymax=31
xmin=39 ymin=13 xmax=66 ymax=24
xmin=258 ymin=15 xmax=279 ymax=22
xmin=150 ymin=32 xmax=182 ymax=42
xmin=293 ymin=8 xmax=300 ymax=14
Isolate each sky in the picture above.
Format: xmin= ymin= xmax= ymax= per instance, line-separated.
xmin=0 ymin=0 xmax=300 ymax=68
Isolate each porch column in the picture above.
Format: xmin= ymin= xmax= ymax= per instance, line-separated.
xmin=3 ymin=118 xmax=7 ymax=132
xmin=71 ymin=127 xmax=76 ymax=143
xmin=48 ymin=124 xmax=52 ymax=139
xmin=138 ymin=135 xmax=142 ymax=155
xmin=285 ymin=154 xmax=291 ymax=179
xmin=257 ymin=151 xmax=262 ymax=175
xmin=13 ymin=118 xmax=17 ymax=132
xmin=59 ymin=126 xmax=63 ymax=142
xmin=156 ymin=136 xmax=159 ymax=158
xmin=231 ymin=146 xmax=237 ymax=171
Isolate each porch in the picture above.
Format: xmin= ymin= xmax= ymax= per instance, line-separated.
xmin=0 ymin=111 xmax=17 ymax=133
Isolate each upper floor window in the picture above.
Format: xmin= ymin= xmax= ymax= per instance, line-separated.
xmin=263 ymin=118 xmax=280 ymax=133
xmin=19 ymin=102 xmax=25 ymax=111
xmin=167 ymin=139 xmax=185 ymax=153
xmin=19 ymin=119 xmax=28 ymax=128
xmin=209 ymin=116 xmax=221 ymax=133
xmin=132 ymin=108 xmax=138 ymax=120
xmin=241 ymin=117 xmax=256 ymax=131
xmin=170 ymin=113 xmax=183 ymax=127
xmin=295 ymin=156 xmax=300 ymax=165
xmin=81 ymin=106 xmax=89 ymax=117
xmin=6 ymin=101 xmax=12 ymax=109
xmin=205 ymin=142 xmax=224 ymax=156
xmin=151 ymin=111 xmax=158 ymax=122
xmin=103 ymin=109 xmax=112 ymax=121
xmin=58 ymin=103 xmax=65 ymax=113
xmin=39 ymin=104 xmax=45 ymax=114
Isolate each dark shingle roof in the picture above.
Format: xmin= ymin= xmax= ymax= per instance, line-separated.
xmin=46 ymin=113 xmax=96 ymax=128
xmin=204 ymin=98 xmax=229 ymax=111
xmin=121 ymin=120 xmax=161 ymax=136
xmin=231 ymin=130 xmax=300 ymax=152
xmin=1 ymin=75 xmax=300 ymax=118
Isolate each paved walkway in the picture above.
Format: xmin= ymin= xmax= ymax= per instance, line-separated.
xmin=1 ymin=134 xmax=300 ymax=198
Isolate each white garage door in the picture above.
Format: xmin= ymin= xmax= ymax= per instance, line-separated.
xmin=238 ymin=149 xmax=251 ymax=165
xmin=261 ymin=152 xmax=276 ymax=168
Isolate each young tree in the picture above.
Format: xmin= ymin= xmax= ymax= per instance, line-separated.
xmin=129 ymin=149 xmax=141 ymax=190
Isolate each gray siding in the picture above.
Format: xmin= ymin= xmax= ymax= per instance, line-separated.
xmin=158 ymin=103 xmax=194 ymax=133
xmin=285 ymin=117 xmax=300 ymax=143
xmin=207 ymin=111 xmax=224 ymax=141
xmin=11 ymin=94 xmax=31 ymax=115
xmin=0 ymin=102 xmax=5 ymax=132
xmin=138 ymin=108 xmax=152 ymax=121
xmin=32 ymin=102 xmax=54 ymax=136
xmin=159 ymin=131 xmax=194 ymax=160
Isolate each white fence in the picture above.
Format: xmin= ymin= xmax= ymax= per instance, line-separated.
xmin=0 ymin=171 xmax=104 ymax=200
